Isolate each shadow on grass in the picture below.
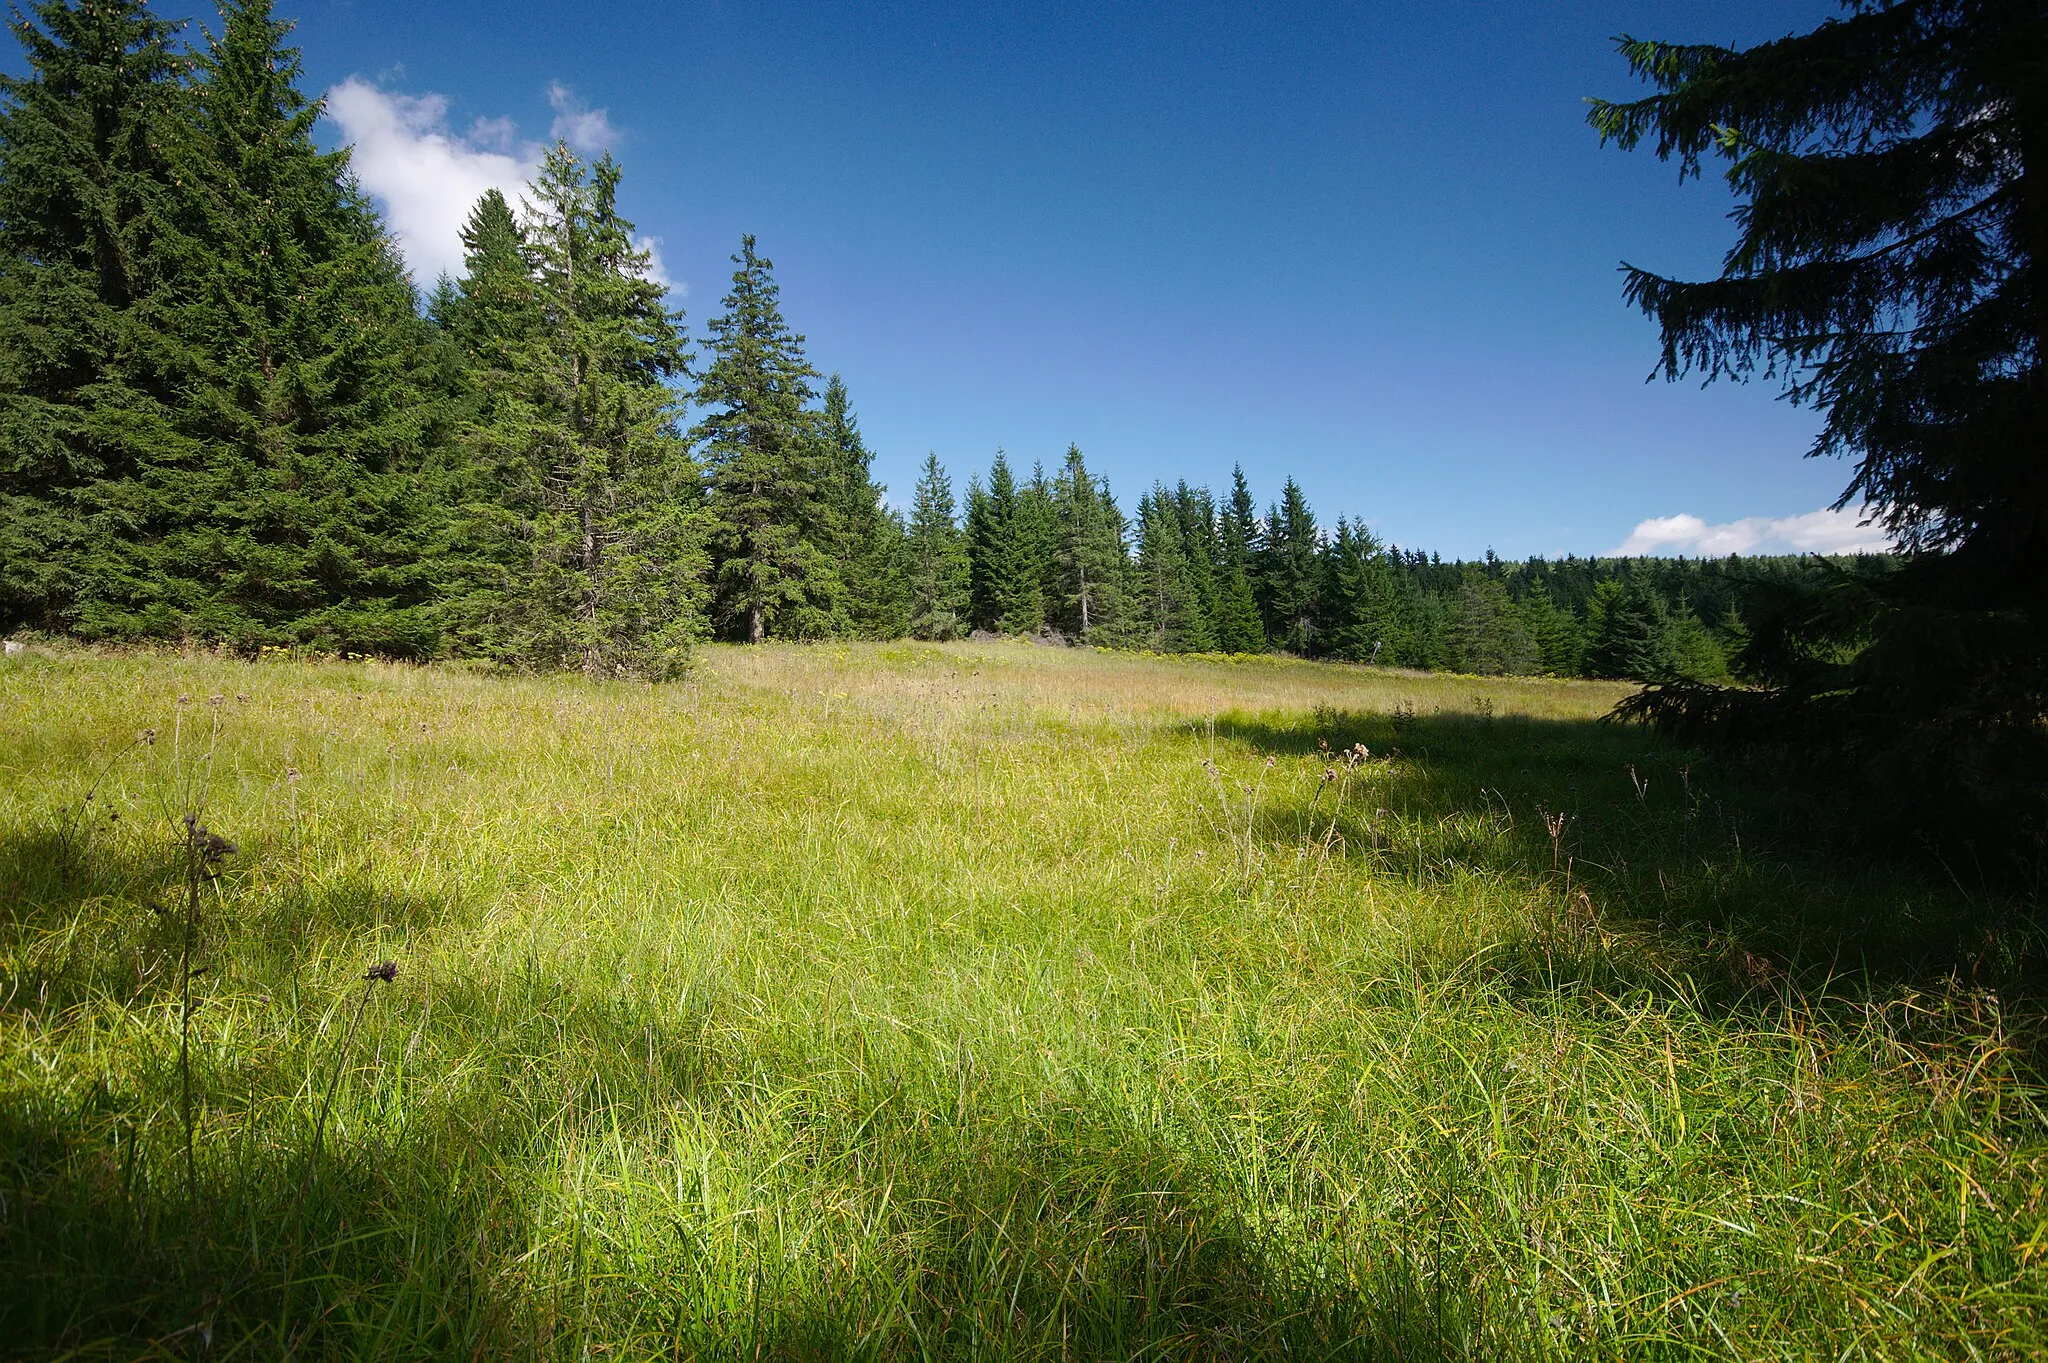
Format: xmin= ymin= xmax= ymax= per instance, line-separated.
xmin=729 ymin=1094 xmax=1519 ymax=1362
xmin=0 ymin=1093 xmax=540 ymax=1359
xmin=0 ymin=816 xmax=457 ymax=1020
xmin=0 ymin=1002 xmax=1512 ymax=1361
xmin=1209 ymin=708 xmax=2044 ymax=1006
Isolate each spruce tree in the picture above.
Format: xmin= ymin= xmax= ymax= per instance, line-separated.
xmin=432 ymin=188 xmax=539 ymax=650
xmin=1319 ymin=518 xmax=1403 ymax=663
xmin=963 ymin=472 xmax=995 ymax=630
xmin=1664 ymin=593 xmax=1728 ymax=682
xmin=1213 ymin=466 xmax=1266 ymax=653
xmin=695 ymin=235 xmax=840 ymax=642
xmin=965 ymin=450 xmax=1043 ymax=633
xmin=820 ymin=374 xmax=906 ymax=638
xmin=464 ymin=145 xmax=702 ymax=676
xmin=1398 ymin=570 xmax=1452 ymax=670
xmin=1214 ymin=558 xmax=1264 ymax=654
xmin=1448 ymin=569 xmax=1538 ymax=675
xmin=1223 ymin=466 xmax=1260 ymax=562
xmin=1522 ymin=579 xmax=1586 ymax=676
xmin=150 ymin=0 xmax=445 ymax=652
xmin=1010 ymin=462 xmax=1054 ymax=634
xmin=1134 ymin=486 xmax=1207 ymax=652
xmin=1593 ymin=0 xmax=2048 ymax=752
xmin=904 ymin=452 xmax=969 ymax=640
xmin=1047 ymin=444 xmax=1126 ymax=643
xmin=442 ymin=189 xmax=534 ymax=367
xmin=0 ymin=0 xmax=187 ymax=637
xmin=1171 ymin=481 xmax=1222 ymax=649
xmin=1715 ymin=601 xmax=1752 ymax=678
xmin=1585 ymin=574 xmax=1674 ymax=682
xmin=1259 ymin=478 xmax=1320 ymax=653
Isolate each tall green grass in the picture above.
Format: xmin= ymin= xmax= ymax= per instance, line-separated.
xmin=1 ymin=642 xmax=2042 ymax=1359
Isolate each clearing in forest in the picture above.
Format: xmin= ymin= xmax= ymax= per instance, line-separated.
xmin=1 ymin=643 xmax=2040 ymax=1359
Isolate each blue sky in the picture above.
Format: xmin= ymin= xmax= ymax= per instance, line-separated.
xmin=164 ymin=2 xmax=1895 ymax=557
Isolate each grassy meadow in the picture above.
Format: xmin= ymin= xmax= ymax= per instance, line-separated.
xmin=1 ymin=641 xmax=2043 ymax=1359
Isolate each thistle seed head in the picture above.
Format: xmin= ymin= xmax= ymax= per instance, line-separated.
xmin=183 ymin=815 xmax=237 ymax=865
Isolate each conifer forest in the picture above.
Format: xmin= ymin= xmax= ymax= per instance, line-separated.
xmin=0 ymin=0 xmax=1869 ymax=686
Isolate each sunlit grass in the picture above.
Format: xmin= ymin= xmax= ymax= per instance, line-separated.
xmin=1 ymin=642 xmax=2041 ymax=1359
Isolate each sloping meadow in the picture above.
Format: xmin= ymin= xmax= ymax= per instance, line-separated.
xmin=1 ymin=643 xmax=2041 ymax=1359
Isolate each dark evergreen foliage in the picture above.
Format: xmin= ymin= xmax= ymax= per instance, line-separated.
xmin=904 ymin=452 xmax=970 ymax=640
xmin=0 ymin=0 xmax=186 ymax=637
xmin=450 ymin=146 xmax=703 ymax=676
xmin=1 ymin=0 xmax=1945 ymax=716
xmin=1133 ymin=485 xmax=1206 ymax=652
xmin=1318 ymin=520 xmax=1398 ymax=664
xmin=2 ymin=0 xmax=448 ymax=654
xmin=1258 ymin=479 xmax=1320 ymax=653
xmin=1046 ymin=444 xmax=1126 ymax=644
xmin=1591 ymin=0 xmax=2048 ymax=797
xmin=153 ymin=0 xmax=445 ymax=653
xmin=694 ymin=235 xmax=840 ymax=642
xmin=1213 ymin=466 xmax=1266 ymax=653
xmin=821 ymin=374 xmax=907 ymax=639
xmin=965 ymin=451 xmax=1049 ymax=634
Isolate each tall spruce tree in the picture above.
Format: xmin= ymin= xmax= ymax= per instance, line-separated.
xmin=1171 ymin=481 xmax=1222 ymax=648
xmin=1011 ymin=461 xmax=1055 ymax=634
xmin=1134 ymin=485 xmax=1208 ymax=652
xmin=1664 ymin=592 xmax=1728 ymax=682
xmin=904 ymin=452 xmax=969 ymax=639
xmin=1521 ymin=578 xmax=1586 ymax=676
xmin=431 ymin=189 xmax=541 ymax=644
xmin=1448 ymin=569 xmax=1538 ymax=675
xmin=1259 ymin=478 xmax=1320 ymax=653
xmin=1399 ymin=567 xmax=1453 ymax=670
xmin=694 ymin=235 xmax=840 ymax=642
xmin=443 ymin=147 xmax=702 ymax=676
xmin=963 ymin=473 xmax=993 ymax=629
xmin=1214 ymin=465 xmax=1266 ymax=653
xmin=1320 ymin=518 xmax=1404 ymax=663
xmin=1585 ymin=575 xmax=1675 ymax=682
xmin=965 ymin=450 xmax=1044 ymax=633
xmin=1214 ymin=557 xmax=1263 ymax=654
xmin=1222 ymin=466 xmax=1260 ymax=561
xmin=441 ymin=189 xmax=533 ymax=367
xmin=151 ymin=0 xmax=445 ymax=652
xmin=1592 ymin=0 xmax=2048 ymax=760
xmin=1047 ymin=444 xmax=1126 ymax=643
xmin=820 ymin=374 xmax=906 ymax=638
xmin=0 ymin=0 xmax=187 ymax=638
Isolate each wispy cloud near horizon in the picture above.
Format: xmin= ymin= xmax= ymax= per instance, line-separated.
xmin=1610 ymin=505 xmax=1893 ymax=558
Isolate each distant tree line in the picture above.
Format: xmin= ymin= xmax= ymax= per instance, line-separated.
xmin=0 ymin=0 xmax=1883 ymax=686
xmin=898 ymin=449 xmax=1882 ymax=684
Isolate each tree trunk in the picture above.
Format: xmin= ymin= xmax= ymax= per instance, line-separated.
xmin=748 ymin=605 xmax=764 ymax=644
xmin=581 ymin=498 xmax=601 ymax=674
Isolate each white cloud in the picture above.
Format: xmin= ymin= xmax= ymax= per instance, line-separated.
xmin=326 ymin=77 xmax=540 ymax=285
xmin=633 ymin=234 xmax=676 ymax=292
xmin=327 ymin=79 xmax=666 ymax=294
xmin=547 ymin=81 xmax=617 ymax=155
xmin=467 ymin=115 xmax=521 ymax=153
xmin=1610 ymin=505 xmax=1894 ymax=557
